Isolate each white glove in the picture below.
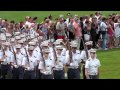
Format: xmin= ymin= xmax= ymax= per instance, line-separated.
xmin=43 ymin=71 xmax=47 ymax=75
xmin=70 ymin=63 xmax=75 ymax=67
xmin=14 ymin=65 xmax=18 ymax=68
xmin=27 ymin=67 xmax=30 ymax=70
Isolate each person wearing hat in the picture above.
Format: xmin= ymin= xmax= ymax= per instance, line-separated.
xmin=15 ymin=36 xmax=21 ymax=44
xmin=29 ymin=41 xmax=42 ymax=79
xmin=12 ymin=44 xmax=25 ymax=79
xmin=38 ymin=49 xmax=54 ymax=79
xmin=54 ymin=39 xmax=67 ymax=56
xmin=18 ymin=39 xmax=28 ymax=58
xmin=22 ymin=46 xmax=36 ymax=79
xmin=66 ymin=42 xmax=81 ymax=79
xmin=41 ymin=41 xmax=49 ymax=50
xmin=53 ymin=45 xmax=66 ymax=79
xmin=85 ymin=49 xmax=101 ymax=79
xmin=5 ymin=33 xmax=12 ymax=42
xmin=80 ymin=41 xmax=93 ymax=79
xmin=0 ymin=42 xmax=14 ymax=79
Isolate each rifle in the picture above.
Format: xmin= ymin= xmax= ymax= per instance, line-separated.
xmin=64 ymin=30 xmax=73 ymax=64
xmin=11 ymin=45 xmax=17 ymax=65
xmin=0 ymin=45 xmax=4 ymax=79
xmin=24 ymin=47 xmax=30 ymax=67
xmin=36 ymin=36 xmax=46 ymax=68
xmin=81 ymin=38 xmax=89 ymax=64
xmin=49 ymin=39 xmax=58 ymax=65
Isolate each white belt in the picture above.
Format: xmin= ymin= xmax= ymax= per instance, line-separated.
xmin=42 ymin=71 xmax=52 ymax=75
xmin=53 ymin=68 xmax=63 ymax=71
xmin=1 ymin=63 xmax=10 ymax=65
xmin=89 ymin=73 xmax=98 ymax=75
xmin=68 ymin=66 xmax=78 ymax=69
xmin=25 ymin=69 xmax=34 ymax=71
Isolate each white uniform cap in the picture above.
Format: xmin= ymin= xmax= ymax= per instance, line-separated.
xmin=56 ymin=45 xmax=63 ymax=50
xmin=46 ymin=40 xmax=50 ymax=43
xmin=29 ymin=42 xmax=36 ymax=46
xmin=28 ymin=46 xmax=34 ymax=51
xmin=21 ymin=38 xmax=27 ymax=42
xmin=14 ymin=32 xmax=20 ymax=36
xmin=90 ymin=49 xmax=96 ymax=53
xmin=85 ymin=41 xmax=93 ymax=45
xmin=30 ymin=36 xmax=35 ymax=39
xmin=3 ymin=42 xmax=10 ymax=46
xmin=70 ymin=43 xmax=78 ymax=48
xmin=56 ymin=39 xmax=63 ymax=42
xmin=6 ymin=33 xmax=12 ymax=37
xmin=44 ymin=49 xmax=50 ymax=53
xmin=18 ymin=40 xmax=24 ymax=44
xmin=42 ymin=42 xmax=48 ymax=47
xmin=15 ymin=44 xmax=21 ymax=49
xmin=15 ymin=36 xmax=21 ymax=40
xmin=70 ymin=40 xmax=77 ymax=44
xmin=31 ymin=38 xmax=38 ymax=43
xmin=11 ymin=38 xmax=15 ymax=42
xmin=53 ymin=41 xmax=61 ymax=45
xmin=0 ymin=36 xmax=6 ymax=41
xmin=20 ymin=34 xmax=25 ymax=38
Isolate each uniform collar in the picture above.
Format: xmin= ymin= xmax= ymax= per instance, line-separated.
xmin=89 ymin=57 xmax=96 ymax=60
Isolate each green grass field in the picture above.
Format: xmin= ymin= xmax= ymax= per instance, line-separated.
xmin=0 ymin=11 xmax=120 ymax=23
xmin=97 ymin=48 xmax=120 ymax=79
xmin=0 ymin=11 xmax=120 ymax=79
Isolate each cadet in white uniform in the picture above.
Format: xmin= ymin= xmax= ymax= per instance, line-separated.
xmin=66 ymin=42 xmax=81 ymax=79
xmin=80 ymin=41 xmax=93 ymax=79
xmin=12 ymin=44 xmax=25 ymax=79
xmin=28 ymin=41 xmax=42 ymax=79
xmin=38 ymin=49 xmax=54 ymax=79
xmin=53 ymin=39 xmax=66 ymax=56
xmin=19 ymin=40 xmax=27 ymax=57
xmin=53 ymin=45 xmax=66 ymax=79
xmin=85 ymin=49 xmax=101 ymax=79
xmin=0 ymin=45 xmax=4 ymax=78
xmin=22 ymin=46 xmax=36 ymax=79
xmin=0 ymin=42 xmax=14 ymax=79
xmin=0 ymin=36 xmax=6 ymax=78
